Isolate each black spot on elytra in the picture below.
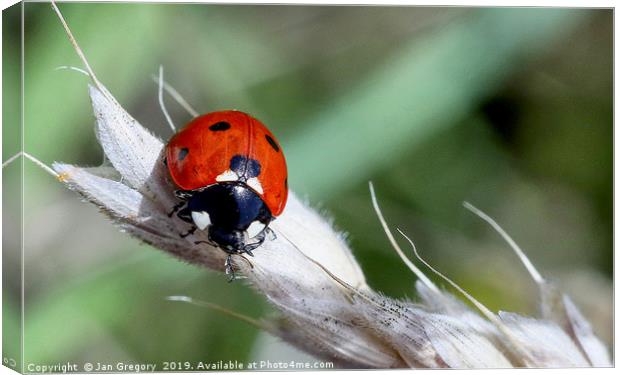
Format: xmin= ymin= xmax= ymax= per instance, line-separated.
xmin=209 ymin=121 xmax=231 ymax=131
xmin=284 ymin=178 xmax=288 ymax=190
xmin=178 ymin=147 xmax=189 ymax=161
xmin=163 ymin=157 xmax=168 ymax=166
xmin=265 ymin=134 xmax=280 ymax=152
xmin=230 ymin=155 xmax=261 ymax=178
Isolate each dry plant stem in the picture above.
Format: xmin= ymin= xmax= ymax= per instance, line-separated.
xmin=368 ymin=182 xmax=438 ymax=293
xmin=151 ymin=74 xmax=200 ymax=118
xmin=54 ymin=65 xmax=90 ymax=76
xmin=396 ymin=229 xmax=534 ymax=366
xmin=3 ymin=151 xmax=59 ymax=178
xmin=166 ymin=296 xmax=269 ymax=332
xmin=2 ymin=152 xmax=22 ymax=168
xmin=158 ymin=65 xmax=177 ymax=132
xmin=37 ymin=1 xmax=610 ymax=368
xmin=50 ymin=2 xmax=110 ymax=102
xmin=463 ymin=202 xmax=544 ymax=284
xmin=370 ymin=187 xmax=531 ymax=366
xmin=463 ymin=202 xmax=610 ymax=367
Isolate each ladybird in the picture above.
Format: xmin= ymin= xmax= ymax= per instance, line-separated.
xmin=165 ymin=110 xmax=288 ymax=277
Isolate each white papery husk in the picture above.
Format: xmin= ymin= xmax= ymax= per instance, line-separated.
xmin=50 ymin=67 xmax=611 ymax=370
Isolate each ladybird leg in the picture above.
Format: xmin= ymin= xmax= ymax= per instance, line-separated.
xmin=243 ymin=231 xmax=267 ymax=254
xmin=244 ymin=241 xmax=262 ymax=253
xmin=179 ymin=225 xmax=197 ymax=238
xmin=225 ymin=255 xmax=236 ymax=282
xmin=237 ymin=254 xmax=254 ymax=270
xmin=176 ymin=206 xmax=194 ymax=223
xmin=167 ymin=201 xmax=186 ymax=217
xmin=241 ymin=244 xmax=258 ymax=255
xmin=264 ymin=226 xmax=277 ymax=241
xmin=194 ymin=239 xmax=219 ymax=250
xmin=174 ymin=189 xmax=194 ymax=200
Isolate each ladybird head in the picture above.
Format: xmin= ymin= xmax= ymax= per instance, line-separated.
xmin=208 ymin=225 xmax=246 ymax=253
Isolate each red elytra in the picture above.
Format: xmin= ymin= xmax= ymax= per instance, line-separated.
xmin=166 ymin=110 xmax=288 ymax=217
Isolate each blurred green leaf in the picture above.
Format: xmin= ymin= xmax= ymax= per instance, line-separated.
xmin=24 ymin=3 xmax=169 ymax=164
xmin=287 ymin=9 xmax=584 ymax=199
xmin=2 ymin=4 xmax=21 ymax=160
xmin=24 ymin=251 xmax=265 ymax=364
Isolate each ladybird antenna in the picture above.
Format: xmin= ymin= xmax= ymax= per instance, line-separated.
xmin=50 ymin=1 xmax=108 ymax=99
xmin=158 ymin=65 xmax=177 ymax=133
xmin=151 ymin=74 xmax=200 ymax=118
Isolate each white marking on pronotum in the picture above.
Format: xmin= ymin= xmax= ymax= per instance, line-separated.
xmin=191 ymin=211 xmax=212 ymax=230
xmin=216 ymin=170 xmax=238 ymax=182
xmin=463 ymin=201 xmax=545 ymax=285
xmin=246 ymin=177 xmax=264 ymax=195
xmin=158 ymin=65 xmax=176 ymax=133
xmin=247 ymin=221 xmax=266 ymax=239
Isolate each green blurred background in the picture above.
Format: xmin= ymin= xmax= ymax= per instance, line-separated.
xmin=2 ymin=2 xmax=612 ymax=369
